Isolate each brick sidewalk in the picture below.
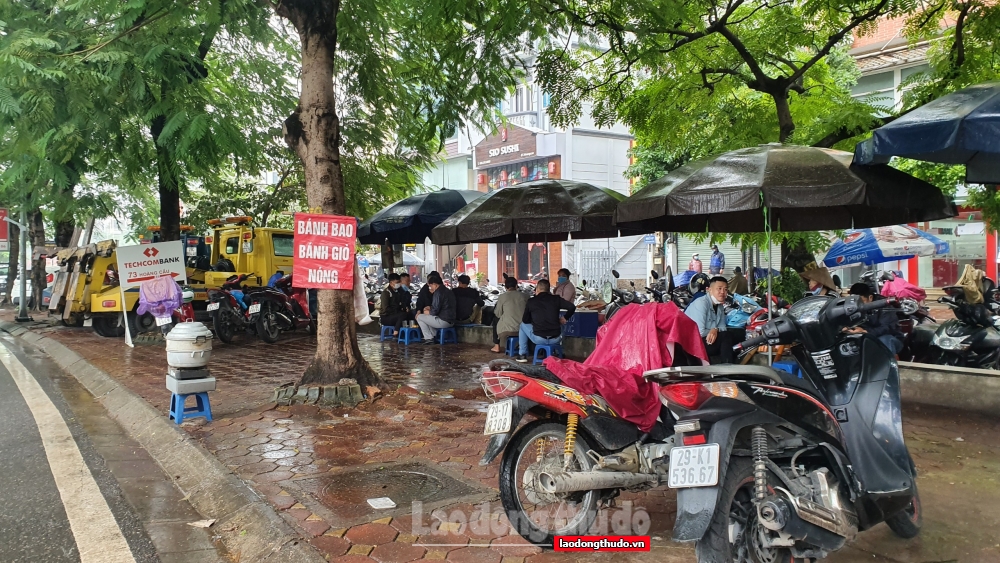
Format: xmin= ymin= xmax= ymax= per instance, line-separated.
xmin=9 ymin=310 xmax=1000 ymax=562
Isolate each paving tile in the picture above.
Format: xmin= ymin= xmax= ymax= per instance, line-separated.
xmin=301 ymin=519 xmax=332 ymax=537
xmin=311 ymin=535 xmax=351 ymax=558
xmin=346 ymin=523 xmax=399 ymax=545
xmin=370 ymin=542 xmax=427 ymax=563
xmin=445 ymin=547 xmax=502 ymax=563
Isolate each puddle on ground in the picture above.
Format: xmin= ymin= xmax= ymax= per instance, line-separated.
xmin=296 ymin=461 xmax=490 ymax=525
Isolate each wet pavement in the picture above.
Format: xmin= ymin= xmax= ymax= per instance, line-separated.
xmin=7 ymin=312 xmax=1000 ymax=562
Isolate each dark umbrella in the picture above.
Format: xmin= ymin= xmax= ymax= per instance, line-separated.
xmin=430 ymin=180 xmax=625 ymax=245
xmin=854 ymin=81 xmax=1000 ymax=183
xmin=357 ymin=189 xmax=484 ymax=244
xmin=615 ymin=144 xmax=956 ymax=234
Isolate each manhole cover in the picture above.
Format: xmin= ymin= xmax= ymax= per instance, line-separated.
xmin=296 ymin=461 xmax=494 ymax=526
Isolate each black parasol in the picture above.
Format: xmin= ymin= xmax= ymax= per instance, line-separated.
xmin=615 ymin=144 xmax=956 ymax=234
xmin=430 ymin=180 xmax=625 ymax=245
xmin=357 ymin=189 xmax=485 ymax=245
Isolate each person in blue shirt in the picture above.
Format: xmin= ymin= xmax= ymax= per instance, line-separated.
xmin=709 ymin=245 xmax=726 ymax=275
xmin=684 ymin=276 xmax=733 ymax=363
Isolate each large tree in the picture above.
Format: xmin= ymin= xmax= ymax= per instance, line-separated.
xmin=269 ymin=0 xmax=542 ymax=386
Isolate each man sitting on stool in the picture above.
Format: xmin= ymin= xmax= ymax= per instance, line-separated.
xmin=685 ymin=276 xmax=733 ymax=364
xmin=514 ymin=279 xmax=575 ymax=363
xmin=453 ymin=274 xmax=485 ymax=324
xmin=415 ymin=275 xmax=456 ymax=344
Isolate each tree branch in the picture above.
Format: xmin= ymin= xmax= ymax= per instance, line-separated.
xmin=787 ymin=0 xmax=890 ymax=84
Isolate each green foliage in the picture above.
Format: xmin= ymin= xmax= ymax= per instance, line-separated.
xmin=756 ymin=267 xmax=809 ymax=304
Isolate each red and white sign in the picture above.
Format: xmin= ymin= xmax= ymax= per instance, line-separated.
xmin=116 ymin=241 xmax=187 ymax=288
xmin=293 ymin=213 xmax=356 ymax=290
xmin=0 ymin=208 xmax=8 ymax=252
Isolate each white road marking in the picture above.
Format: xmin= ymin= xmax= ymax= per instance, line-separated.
xmin=1 ymin=346 xmax=136 ymax=563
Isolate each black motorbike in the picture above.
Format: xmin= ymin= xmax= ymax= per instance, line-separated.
xmin=647 ymin=294 xmax=920 ymax=562
xmin=905 ymin=282 xmax=1000 ymax=369
xmin=207 ymin=273 xmax=258 ymax=343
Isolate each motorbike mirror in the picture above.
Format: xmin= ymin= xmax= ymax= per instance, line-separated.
xmin=650 ymin=270 xmax=659 ymax=280
xmin=581 ymin=279 xmax=587 ymax=286
xmin=491 ymin=290 xmax=499 ymax=295
xmin=612 ymin=270 xmax=620 ymax=278
xmin=630 ymin=281 xmax=635 ymax=287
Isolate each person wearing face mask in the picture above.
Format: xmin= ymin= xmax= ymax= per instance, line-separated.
xmin=553 ymin=268 xmax=576 ymax=302
xmin=378 ymin=273 xmax=408 ymax=335
xmin=684 ymin=276 xmax=733 ymax=364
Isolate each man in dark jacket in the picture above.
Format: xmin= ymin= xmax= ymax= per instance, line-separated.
xmin=848 ymin=283 xmax=904 ymax=354
xmin=453 ymin=274 xmax=484 ymax=324
xmin=378 ymin=273 xmax=408 ymax=334
xmin=416 ymin=274 xmax=456 ymax=343
xmin=414 ymin=270 xmax=439 ymax=312
xmin=515 ymin=279 xmax=576 ymax=362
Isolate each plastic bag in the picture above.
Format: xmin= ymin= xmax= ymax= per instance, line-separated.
xmin=136 ymin=276 xmax=182 ymax=318
xmin=880 ymin=276 xmax=927 ymax=302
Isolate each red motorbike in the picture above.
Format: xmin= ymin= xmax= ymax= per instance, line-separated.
xmin=481 ymin=295 xmax=921 ymax=562
xmin=246 ymin=273 xmax=315 ymax=343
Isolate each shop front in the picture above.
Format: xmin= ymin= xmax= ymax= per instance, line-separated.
xmin=473 ymin=125 xmax=564 ymax=282
xmin=908 ymin=209 xmax=997 ymax=287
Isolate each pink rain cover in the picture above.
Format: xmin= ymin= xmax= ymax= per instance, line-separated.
xmin=136 ymin=276 xmax=183 ymax=318
xmin=881 ymin=276 xmax=926 ymax=302
xmin=543 ymin=302 xmax=708 ymax=432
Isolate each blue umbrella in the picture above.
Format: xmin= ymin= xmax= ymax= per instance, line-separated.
xmin=357 ymin=256 xmax=370 ymax=268
xmin=854 ymin=81 xmax=1000 ymax=183
xmin=823 ymin=225 xmax=949 ymax=268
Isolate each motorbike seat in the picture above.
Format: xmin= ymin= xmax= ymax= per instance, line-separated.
xmin=645 ymin=363 xmax=818 ymax=394
xmin=487 ymin=359 xmax=562 ymax=384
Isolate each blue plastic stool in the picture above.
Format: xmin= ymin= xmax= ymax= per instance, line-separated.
xmin=439 ymin=327 xmax=458 ymax=344
xmin=533 ymin=344 xmax=564 ymax=365
xmin=169 ymin=392 xmax=213 ymax=424
xmin=771 ymin=361 xmax=802 ymax=378
xmin=505 ymin=336 xmax=518 ymax=356
xmin=379 ymin=325 xmax=395 ymax=341
xmin=398 ymin=327 xmax=422 ymax=344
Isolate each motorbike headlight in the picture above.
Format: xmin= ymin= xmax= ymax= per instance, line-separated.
xmin=934 ymin=334 xmax=970 ymax=351
xmin=623 ymin=292 xmax=634 ymax=304
xmin=741 ymin=302 xmax=756 ymax=314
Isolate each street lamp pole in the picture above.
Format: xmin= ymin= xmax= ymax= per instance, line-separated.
xmin=5 ymin=208 xmax=32 ymax=322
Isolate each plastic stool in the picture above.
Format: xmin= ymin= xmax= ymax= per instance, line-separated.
xmin=771 ymin=361 xmax=801 ymax=378
xmin=398 ymin=327 xmax=422 ymax=344
xmin=505 ymin=336 xmax=518 ymax=356
xmin=533 ymin=344 xmax=564 ymax=365
xmin=379 ymin=325 xmax=395 ymax=341
xmin=169 ymin=392 xmax=213 ymax=424
xmin=439 ymin=327 xmax=458 ymax=344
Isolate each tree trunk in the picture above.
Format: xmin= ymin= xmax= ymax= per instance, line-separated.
xmin=772 ymin=91 xmax=795 ymax=143
xmin=150 ymin=91 xmax=182 ymax=242
xmin=28 ymin=209 xmax=46 ymax=312
xmin=278 ymin=0 xmax=381 ymax=390
xmin=4 ymin=222 xmax=18 ymax=305
xmin=55 ymin=217 xmax=76 ymax=248
xmin=781 ymin=239 xmax=815 ymax=273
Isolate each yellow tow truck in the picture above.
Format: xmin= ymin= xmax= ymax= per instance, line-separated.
xmin=47 ymin=217 xmax=295 ymax=337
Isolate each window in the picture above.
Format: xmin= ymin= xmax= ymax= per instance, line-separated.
xmin=272 ymin=234 xmax=294 ymax=257
xmin=225 ymin=236 xmax=252 ymax=254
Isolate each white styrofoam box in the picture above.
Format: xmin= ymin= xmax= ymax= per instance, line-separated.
xmin=166 ymin=376 xmax=216 ymax=394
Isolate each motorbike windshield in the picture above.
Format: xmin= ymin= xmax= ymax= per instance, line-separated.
xmin=785 ymin=295 xmax=832 ymax=325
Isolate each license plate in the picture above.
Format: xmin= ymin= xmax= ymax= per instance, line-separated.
xmin=155 ymin=316 xmax=172 ymax=326
xmin=668 ymin=444 xmax=720 ymax=488
xmin=207 ymin=302 xmax=220 ymax=311
xmin=186 ymin=247 xmax=198 ymax=257
xmin=483 ymin=399 xmax=513 ymax=435
xmin=248 ymin=303 xmax=261 ymax=314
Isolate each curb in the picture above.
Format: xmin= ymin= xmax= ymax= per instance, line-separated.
xmin=0 ymin=322 xmax=325 ymax=563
